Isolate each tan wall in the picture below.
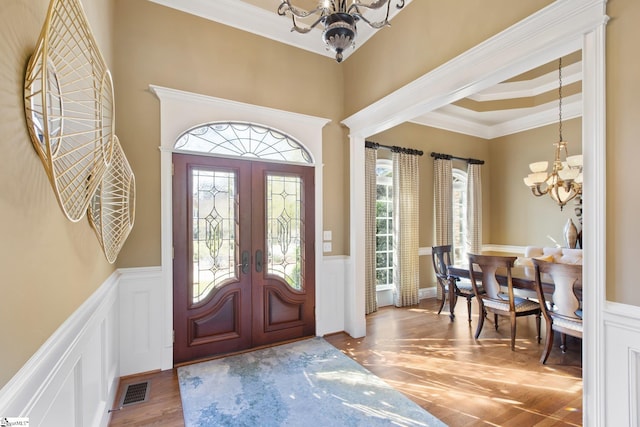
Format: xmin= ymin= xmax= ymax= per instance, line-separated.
xmin=371 ymin=123 xmax=491 ymax=289
xmin=489 ymin=118 xmax=582 ymax=247
xmin=342 ymin=0 xmax=554 ymax=117
xmin=2 ymin=0 xmax=636 ymax=392
xmin=0 ymin=0 xmax=116 ymax=388
xmin=370 ymin=120 xmax=583 ymax=291
xmin=112 ymin=0 xmax=347 ymax=266
xmin=607 ymin=0 xmax=640 ymax=305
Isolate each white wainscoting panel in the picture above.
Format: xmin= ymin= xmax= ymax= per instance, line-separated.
xmin=317 ymin=256 xmax=347 ymax=336
xmin=481 ymin=244 xmax=526 ymax=255
xmin=118 ymin=267 xmax=163 ymax=377
xmin=418 ymin=247 xmax=439 ymax=300
xmin=419 ymin=287 xmax=437 ymax=300
xmin=4 ymin=260 xmax=639 ymax=427
xmin=0 ymin=271 xmax=120 ymax=427
xmin=603 ymin=301 xmax=640 ymax=427
xmin=377 ymin=286 xmax=394 ymax=307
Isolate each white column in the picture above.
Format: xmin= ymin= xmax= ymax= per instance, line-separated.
xmin=581 ymin=12 xmax=608 ymax=426
xmin=346 ymin=133 xmax=366 ymax=338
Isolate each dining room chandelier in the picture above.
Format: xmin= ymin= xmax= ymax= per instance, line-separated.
xmin=277 ymin=0 xmax=405 ymax=63
xmin=523 ymin=58 xmax=583 ymax=210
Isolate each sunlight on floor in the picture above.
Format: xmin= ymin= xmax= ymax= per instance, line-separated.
xmin=327 ymin=300 xmax=583 ymax=426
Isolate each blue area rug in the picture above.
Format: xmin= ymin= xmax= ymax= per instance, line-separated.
xmin=178 ymin=337 xmax=446 ymax=427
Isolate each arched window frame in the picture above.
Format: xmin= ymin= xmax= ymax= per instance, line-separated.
xmin=174 ymin=121 xmax=313 ymax=165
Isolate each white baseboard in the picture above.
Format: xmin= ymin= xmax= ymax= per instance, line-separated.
xmin=0 ymin=271 xmax=121 ymax=426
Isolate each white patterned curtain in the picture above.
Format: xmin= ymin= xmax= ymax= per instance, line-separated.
xmin=365 ymin=147 xmax=378 ymax=315
xmin=433 ymin=157 xmax=453 ymax=300
xmin=392 ymin=151 xmax=420 ymax=307
xmin=466 ymin=162 xmax=483 ymax=256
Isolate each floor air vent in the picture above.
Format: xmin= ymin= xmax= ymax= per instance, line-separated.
xmin=120 ymin=381 xmax=150 ymax=407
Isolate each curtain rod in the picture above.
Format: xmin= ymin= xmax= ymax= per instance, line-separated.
xmin=365 ymin=141 xmax=424 ymax=156
xmin=430 ymin=151 xmax=484 ymax=165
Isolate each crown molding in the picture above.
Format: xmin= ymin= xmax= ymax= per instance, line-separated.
xmin=489 ymin=94 xmax=582 ymax=138
xmin=149 ymin=84 xmax=330 ymax=129
xmin=468 ymin=61 xmax=582 ymax=102
xmin=342 ymin=0 xmax=605 ymax=137
xmin=147 ymin=0 xmax=411 ymax=62
xmin=411 ymin=93 xmax=582 ymax=139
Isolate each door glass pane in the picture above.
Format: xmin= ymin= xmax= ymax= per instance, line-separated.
xmin=266 ymin=174 xmax=304 ymax=290
xmin=175 ymin=122 xmax=312 ymax=165
xmin=192 ymin=168 xmax=238 ymax=304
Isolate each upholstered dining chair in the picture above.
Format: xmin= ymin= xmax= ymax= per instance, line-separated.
xmin=432 ymin=245 xmax=481 ymax=322
xmin=532 ymin=259 xmax=583 ymax=364
xmin=468 ymin=254 xmax=541 ymax=351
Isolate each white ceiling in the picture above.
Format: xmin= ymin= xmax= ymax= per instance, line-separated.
xmin=147 ymin=0 xmax=583 ymax=139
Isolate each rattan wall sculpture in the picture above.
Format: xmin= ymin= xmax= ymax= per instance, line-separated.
xmin=24 ymin=0 xmax=135 ymax=262
xmin=88 ymin=136 xmax=136 ymax=264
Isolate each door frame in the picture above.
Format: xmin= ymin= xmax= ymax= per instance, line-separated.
xmin=342 ymin=0 xmax=607 ymax=424
xmin=172 ymin=155 xmax=316 ymax=361
xmin=151 ymin=86 xmax=330 ymax=370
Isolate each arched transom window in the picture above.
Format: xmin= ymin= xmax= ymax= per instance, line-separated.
xmin=174 ymin=122 xmax=313 ymax=164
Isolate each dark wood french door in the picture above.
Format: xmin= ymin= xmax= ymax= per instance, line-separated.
xmin=172 ymin=153 xmax=315 ymax=364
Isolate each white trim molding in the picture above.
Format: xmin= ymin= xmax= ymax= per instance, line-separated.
xmin=342 ymin=1 xmax=608 ymax=425
xmin=603 ymin=302 xmax=640 ymax=426
xmin=0 ymin=271 xmax=121 ymax=427
xmin=147 ymin=0 xmax=412 ymax=62
xmin=149 ymin=85 xmax=330 ymax=369
xmin=317 ymin=256 xmax=349 ymax=336
xmin=5 ymin=225 xmax=637 ymax=427
xmin=481 ymin=244 xmax=527 ymax=255
xmin=419 ymin=287 xmax=437 ymax=301
xmin=411 ymin=94 xmax=582 ymax=140
xmin=118 ymin=267 xmax=163 ymax=377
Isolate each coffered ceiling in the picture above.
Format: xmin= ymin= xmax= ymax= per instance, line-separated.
xmin=147 ymin=0 xmax=583 ymax=139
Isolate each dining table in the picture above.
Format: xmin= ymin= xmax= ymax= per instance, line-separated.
xmin=444 ymin=263 xmax=574 ymax=321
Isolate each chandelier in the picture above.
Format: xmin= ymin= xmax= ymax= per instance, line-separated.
xmin=523 ymin=58 xmax=583 ymax=210
xmin=277 ymin=0 xmax=405 ymax=63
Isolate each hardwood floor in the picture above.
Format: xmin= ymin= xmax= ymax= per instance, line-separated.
xmin=108 ymin=298 xmax=582 ymax=426
xmin=325 ymin=299 xmax=582 ymax=426
xmin=108 ymin=369 xmax=184 ymax=426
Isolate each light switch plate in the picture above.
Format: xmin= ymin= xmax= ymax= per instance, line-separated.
xmin=323 ymin=242 xmax=332 ymax=252
xmin=323 ymin=230 xmax=332 ymax=241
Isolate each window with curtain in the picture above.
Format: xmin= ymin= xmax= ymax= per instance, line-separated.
xmin=452 ymin=169 xmax=468 ymax=264
xmin=375 ymin=159 xmax=393 ymax=289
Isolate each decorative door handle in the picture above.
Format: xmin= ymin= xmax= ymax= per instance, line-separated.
xmin=255 ymin=250 xmax=263 ymax=273
xmin=239 ymin=250 xmax=249 ymax=275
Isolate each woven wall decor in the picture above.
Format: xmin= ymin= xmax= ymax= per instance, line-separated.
xmin=24 ymin=0 xmax=115 ymax=222
xmin=88 ymin=136 xmax=136 ymax=264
